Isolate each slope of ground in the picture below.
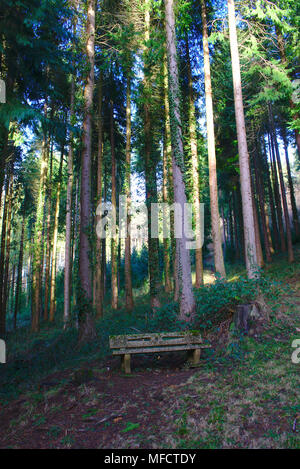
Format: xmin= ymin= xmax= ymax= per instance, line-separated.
xmin=0 ymin=254 xmax=299 ymax=449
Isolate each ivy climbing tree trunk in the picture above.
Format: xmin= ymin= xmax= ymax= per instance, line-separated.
xmin=110 ymin=99 xmax=118 ymax=311
xmin=78 ymin=0 xmax=96 ymax=342
xmin=165 ymin=0 xmax=196 ymax=321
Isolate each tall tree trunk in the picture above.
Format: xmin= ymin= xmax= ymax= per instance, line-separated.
xmin=162 ymin=124 xmax=172 ymax=293
xmin=268 ymin=131 xmax=286 ymax=252
xmin=78 ymin=0 xmax=96 ymax=342
xmin=64 ymin=2 xmax=77 ymax=327
xmin=14 ymin=211 xmax=25 ymax=330
xmin=227 ymin=0 xmax=258 ymax=278
xmin=124 ymin=73 xmax=134 ymax=311
xmin=44 ymin=138 xmax=54 ymax=321
xmin=165 ymin=0 xmax=196 ymax=321
xmin=0 ymin=174 xmax=13 ymax=336
xmin=163 ymin=51 xmax=176 ymax=295
xmin=252 ymin=142 xmax=272 ymax=262
xmin=262 ymin=138 xmax=279 ymax=252
xmin=110 ymin=99 xmax=118 ymax=311
xmin=31 ymin=103 xmax=49 ymax=332
xmin=49 ymin=144 xmax=65 ymax=322
xmin=0 ymin=175 xmax=10 ymax=325
xmin=201 ymin=0 xmax=226 ymax=279
xmin=144 ymin=2 xmax=161 ymax=310
xmin=94 ymin=75 xmax=104 ymax=318
xmin=185 ymin=35 xmax=203 ymax=287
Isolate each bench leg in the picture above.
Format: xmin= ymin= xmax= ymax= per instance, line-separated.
xmin=188 ymin=349 xmax=201 ymax=365
xmin=121 ymin=354 xmax=131 ymax=374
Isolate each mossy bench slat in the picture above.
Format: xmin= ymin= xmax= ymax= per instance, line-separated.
xmin=109 ymin=331 xmax=210 ymax=373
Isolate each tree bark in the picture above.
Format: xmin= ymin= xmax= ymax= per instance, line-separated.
xmin=94 ymin=74 xmax=104 ymax=318
xmin=78 ymin=0 xmax=96 ymax=342
xmin=269 ymin=104 xmax=294 ymax=263
xmin=124 ymin=73 xmax=134 ymax=311
xmin=110 ymin=99 xmax=118 ymax=311
xmin=227 ymin=0 xmax=258 ymax=278
xmin=49 ymin=143 xmax=65 ymax=322
xmin=185 ymin=35 xmax=203 ymax=287
xmin=165 ymin=0 xmax=196 ymax=321
xmin=14 ymin=211 xmax=26 ymax=330
xmin=201 ymin=0 xmax=226 ymax=279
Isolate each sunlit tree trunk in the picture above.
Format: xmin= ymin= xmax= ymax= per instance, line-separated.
xmin=227 ymin=0 xmax=258 ymax=278
xmin=31 ymin=104 xmax=49 ymax=332
xmin=0 ymin=173 xmax=13 ymax=336
xmin=44 ymin=138 xmax=53 ymax=321
xmin=14 ymin=211 xmax=25 ymax=330
xmin=49 ymin=144 xmax=64 ymax=322
xmin=201 ymin=0 xmax=226 ymax=279
xmin=282 ymin=131 xmax=299 ymax=238
xmin=268 ymin=131 xmax=286 ymax=253
xmin=124 ymin=73 xmax=134 ymax=311
xmin=165 ymin=0 xmax=196 ymax=321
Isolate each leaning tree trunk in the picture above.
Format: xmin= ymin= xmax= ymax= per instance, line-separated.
xmin=165 ymin=0 xmax=196 ymax=321
xmin=268 ymin=131 xmax=286 ymax=253
xmin=227 ymin=0 xmax=258 ymax=278
xmin=201 ymin=0 xmax=226 ymax=279
xmin=78 ymin=0 xmax=96 ymax=342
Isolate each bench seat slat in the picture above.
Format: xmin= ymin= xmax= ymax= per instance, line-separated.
xmin=110 ymin=337 xmax=203 ymax=348
xmin=111 ymin=343 xmax=210 ymax=355
xmin=109 ymin=333 xmax=203 ymax=349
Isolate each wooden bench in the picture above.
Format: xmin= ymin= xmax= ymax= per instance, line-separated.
xmin=109 ymin=331 xmax=210 ymax=374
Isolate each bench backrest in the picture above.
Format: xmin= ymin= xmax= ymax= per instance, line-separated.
xmin=110 ymin=331 xmax=203 ymax=352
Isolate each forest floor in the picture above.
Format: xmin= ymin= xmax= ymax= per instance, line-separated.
xmin=0 ymin=255 xmax=299 ymax=449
